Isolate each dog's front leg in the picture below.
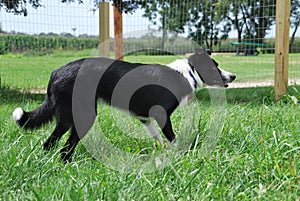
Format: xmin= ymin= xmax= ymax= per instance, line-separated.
xmin=142 ymin=120 xmax=164 ymax=146
xmin=154 ymin=115 xmax=177 ymax=146
xmin=44 ymin=124 xmax=70 ymax=151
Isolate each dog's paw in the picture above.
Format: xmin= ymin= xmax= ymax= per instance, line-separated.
xmin=172 ymin=138 xmax=177 ymax=147
xmin=60 ymin=152 xmax=73 ymax=163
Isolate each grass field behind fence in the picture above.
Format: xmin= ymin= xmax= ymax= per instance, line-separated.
xmin=1 ymin=50 xmax=300 ymax=89
xmin=0 ymin=51 xmax=299 ymax=200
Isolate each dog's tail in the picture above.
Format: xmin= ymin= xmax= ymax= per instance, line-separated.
xmin=12 ymin=97 xmax=54 ymax=129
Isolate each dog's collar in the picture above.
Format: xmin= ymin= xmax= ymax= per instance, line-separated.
xmin=189 ymin=63 xmax=205 ymax=88
xmin=189 ymin=62 xmax=226 ymax=88
xmin=188 ymin=70 xmax=198 ymax=89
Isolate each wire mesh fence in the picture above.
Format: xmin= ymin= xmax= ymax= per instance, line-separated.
xmin=0 ymin=0 xmax=299 ymax=89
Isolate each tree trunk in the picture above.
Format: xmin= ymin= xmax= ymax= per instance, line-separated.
xmin=256 ymin=0 xmax=265 ymax=43
xmin=161 ymin=10 xmax=166 ymax=50
xmin=233 ymin=1 xmax=242 ymax=42
xmin=290 ymin=25 xmax=299 ymax=52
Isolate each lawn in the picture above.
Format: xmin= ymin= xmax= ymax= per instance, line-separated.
xmin=0 ymin=51 xmax=299 ymax=200
xmin=1 ymin=51 xmax=300 ymax=90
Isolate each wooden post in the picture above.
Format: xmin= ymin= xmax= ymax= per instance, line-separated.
xmin=113 ymin=4 xmax=124 ymax=60
xmin=99 ymin=2 xmax=110 ymax=58
xmin=274 ymin=0 xmax=291 ymax=101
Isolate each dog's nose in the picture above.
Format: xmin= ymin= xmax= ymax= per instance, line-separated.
xmin=230 ymin=74 xmax=236 ymax=81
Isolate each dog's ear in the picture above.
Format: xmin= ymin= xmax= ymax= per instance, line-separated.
xmin=206 ymin=49 xmax=212 ymax=56
xmin=189 ymin=48 xmax=224 ymax=87
xmin=195 ymin=48 xmax=205 ymax=55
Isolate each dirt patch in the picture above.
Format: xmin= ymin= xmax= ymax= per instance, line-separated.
xmin=228 ymin=79 xmax=300 ymax=88
xmin=27 ymin=88 xmax=47 ymax=94
xmin=212 ymin=52 xmax=235 ymax=56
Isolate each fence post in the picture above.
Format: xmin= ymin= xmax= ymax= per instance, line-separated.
xmin=274 ymin=0 xmax=291 ymax=101
xmin=99 ymin=2 xmax=110 ymax=58
xmin=113 ymin=5 xmax=124 ymax=61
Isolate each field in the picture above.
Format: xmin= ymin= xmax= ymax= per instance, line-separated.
xmin=1 ymin=50 xmax=300 ymax=89
xmin=0 ymin=50 xmax=299 ymax=200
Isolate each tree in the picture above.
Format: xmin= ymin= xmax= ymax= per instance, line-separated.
xmin=142 ymin=0 xmax=193 ymax=49
xmin=240 ymin=0 xmax=276 ymax=43
xmin=143 ymin=0 xmax=224 ymax=50
xmin=218 ymin=0 xmax=277 ymax=44
xmin=188 ymin=0 xmax=224 ymax=49
xmin=290 ymin=0 xmax=300 ymax=51
xmin=0 ymin=0 xmax=42 ymax=16
xmin=217 ymin=0 xmax=247 ymax=43
xmin=0 ymin=0 xmax=142 ymax=16
xmin=62 ymin=0 xmax=142 ymax=14
xmin=143 ymin=0 xmax=168 ymax=49
xmin=146 ymin=0 xmax=192 ymax=34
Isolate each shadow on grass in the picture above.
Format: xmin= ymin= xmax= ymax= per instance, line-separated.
xmin=0 ymin=84 xmax=45 ymax=104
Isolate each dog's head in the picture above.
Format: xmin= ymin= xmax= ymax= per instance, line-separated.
xmin=188 ymin=48 xmax=236 ymax=87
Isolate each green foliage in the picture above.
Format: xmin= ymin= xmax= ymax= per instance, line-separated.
xmin=0 ymin=82 xmax=299 ymax=200
xmin=0 ymin=53 xmax=299 ymax=200
xmin=0 ymin=0 xmax=41 ymax=16
xmin=0 ymin=34 xmax=98 ymax=55
xmin=1 ymin=50 xmax=300 ymax=89
xmin=142 ymin=0 xmax=280 ymax=49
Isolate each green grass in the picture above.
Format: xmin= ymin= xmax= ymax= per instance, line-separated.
xmin=1 ymin=51 xmax=299 ymax=89
xmin=0 ymin=50 xmax=180 ymax=89
xmin=0 ymin=50 xmax=299 ymax=200
xmin=212 ymin=53 xmax=300 ymax=83
xmin=0 ymin=50 xmax=95 ymax=89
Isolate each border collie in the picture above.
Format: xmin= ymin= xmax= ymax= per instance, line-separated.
xmin=12 ymin=48 xmax=236 ymax=161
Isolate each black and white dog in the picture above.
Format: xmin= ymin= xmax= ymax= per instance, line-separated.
xmin=13 ymin=48 xmax=236 ymax=161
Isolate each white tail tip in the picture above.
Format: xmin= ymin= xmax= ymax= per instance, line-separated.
xmin=13 ymin=108 xmax=24 ymax=122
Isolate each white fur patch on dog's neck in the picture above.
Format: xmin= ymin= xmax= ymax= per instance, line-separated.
xmin=166 ymin=59 xmax=203 ymax=90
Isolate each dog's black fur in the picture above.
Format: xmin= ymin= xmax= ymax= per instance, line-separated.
xmin=13 ymin=49 xmax=235 ymax=161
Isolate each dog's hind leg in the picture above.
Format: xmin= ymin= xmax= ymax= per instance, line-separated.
xmin=43 ymin=114 xmax=71 ymax=150
xmin=43 ymin=125 xmax=70 ymax=151
xmin=141 ymin=120 xmax=164 ymax=146
xmin=60 ymin=126 xmax=80 ymax=162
